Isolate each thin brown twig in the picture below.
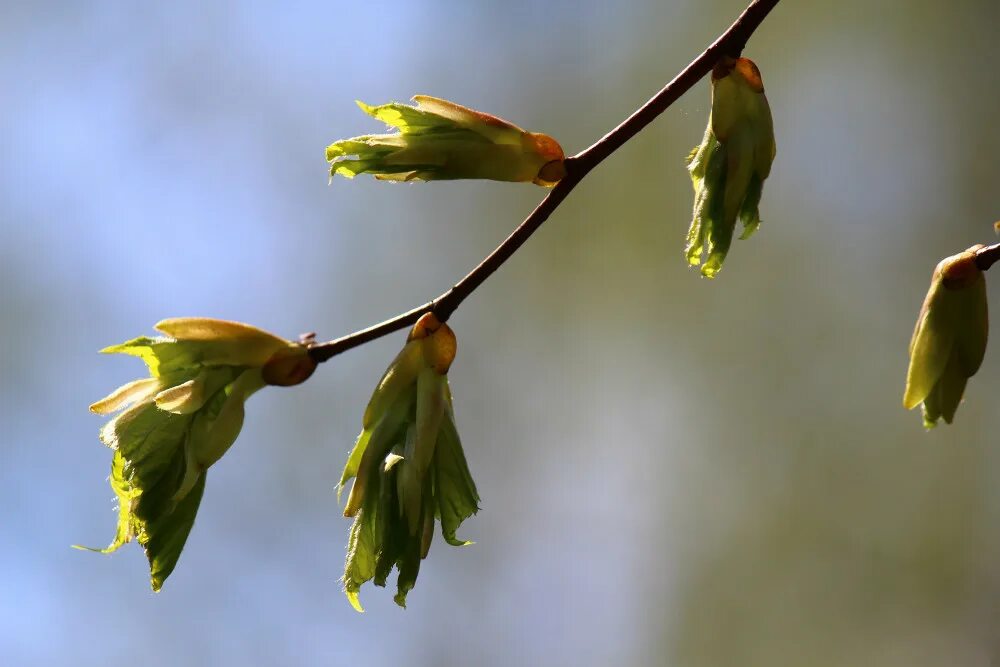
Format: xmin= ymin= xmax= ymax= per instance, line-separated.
xmin=975 ymin=243 xmax=1000 ymax=272
xmin=309 ymin=0 xmax=781 ymax=363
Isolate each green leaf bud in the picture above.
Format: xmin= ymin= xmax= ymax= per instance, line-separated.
xmin=685 ymin=57 xmax=776 ymax=278
xmin=326 ymin=95 xmax=566 ymax=186
xmin=903 ymin=246 xmax=989 ymax=427
xmin=339 ymin=314 xmax=479 ymax=610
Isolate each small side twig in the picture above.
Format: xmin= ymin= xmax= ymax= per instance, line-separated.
xmin=310 ymin=0 xmax=781 ymax=364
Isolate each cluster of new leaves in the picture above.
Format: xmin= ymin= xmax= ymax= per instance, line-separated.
xmin=686 ymin=57 xmax=776 ymax=278
xmin=339 ymin=313 xmax=479 ymax=610
xmin=81 ymin=45 xmax=994 ymax=610
xmin=78 ymin=319 xmax=315 ymax=590
xmin=79 ymin=72 xmax=783 ymax=606
xmin=81 ymin=96 xmax=559 ymax=606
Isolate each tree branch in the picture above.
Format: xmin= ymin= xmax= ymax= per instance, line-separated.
xmin=309 ymin=0 xmax=781 ymax=364
xmin=975 ymin=243 xmax=1000 ymax=272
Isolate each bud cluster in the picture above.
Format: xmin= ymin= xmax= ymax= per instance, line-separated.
xmin=339 ymin=313 xmax=479 ymax=610
xmin=686 ymin=57 xmax=776 ymax=278
xmin=81 ymin=318 xmax=315 ymax=590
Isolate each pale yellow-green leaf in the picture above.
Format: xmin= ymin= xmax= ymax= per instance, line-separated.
xmin=413 ymin=366 xmax=445 ymax=475
xmin=90 ymin=377 xmax=161 ymax=415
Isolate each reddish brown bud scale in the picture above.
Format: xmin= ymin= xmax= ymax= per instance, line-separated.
xmin=735 ymin=58 xmax=764 ymax=92
xmin=262 ymin=347 xmax=318 ymax=387
xmin=408 ymin=312 xmax=443 ymax=342
xmin=535 ymin=160 xmax=567 ymax=187
xmin=711 ymin=56 xmax=764 ymax=93
xmin=939 ymin=244 xmax=985 ymax=290
xmin=530 ymin=133 xmax=565 ymax=163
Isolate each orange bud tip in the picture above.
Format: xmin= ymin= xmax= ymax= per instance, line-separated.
xmin=262 ymin=347 xmax=318 ymax=387
xmin=938 ymin=245 xmax=985 ymax=289
xmin=408 ymin=312 xmax=443 ymax=341
xmin=529 ymin=133 xmax=564 ymax=163
xmin=713 ymin=56 xmax=765 ymax=93
xmin=425 ymin=323 xmax=457 ymax=373
xmin=734 ymin=58 xmax=765 ymax=92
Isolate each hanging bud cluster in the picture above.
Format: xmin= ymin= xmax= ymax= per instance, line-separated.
xmin=685 ymin=56 xmax=776 ymax=278
xmin=903 ymin=246 xmax=989 ymax=428
xmin=339 ymin=313 xmax=479 ymax=610
xmin=327 ymin=95 xmax=566 ymax=186
xmin=79 ymin=318 xmax=316 ymax=590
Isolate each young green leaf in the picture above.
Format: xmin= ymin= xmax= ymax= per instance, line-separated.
xmin=327 ymin=95 xmax=566 ymax=186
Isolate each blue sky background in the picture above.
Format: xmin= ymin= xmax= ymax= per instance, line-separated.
xmin=4 ymin=1 xmax=1000 ymax=664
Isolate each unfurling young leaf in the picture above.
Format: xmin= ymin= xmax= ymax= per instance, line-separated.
xmin=686 ymin=56 xmax=776 ymax=278
xmin=326 ymin=95 xmax=566 ymax=186
xmin=903 ymin=246 xmax=989 ymax=428
xmin=77 ymin=318 xmax=316 ymax=591
xmin=339 ymin=313 xmax=479 ymax=611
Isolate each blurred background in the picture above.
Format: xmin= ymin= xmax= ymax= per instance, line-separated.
xmin=4 ymin=0 xmax=1000 ymax=664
